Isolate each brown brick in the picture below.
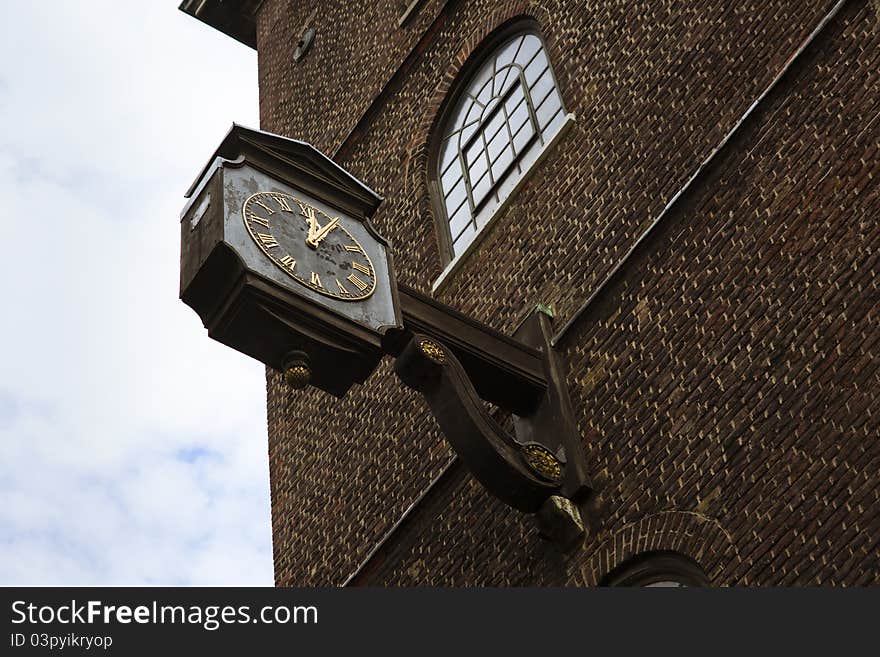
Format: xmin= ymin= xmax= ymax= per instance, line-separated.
xmin=254 ymin=0 xmax=880 ymax=586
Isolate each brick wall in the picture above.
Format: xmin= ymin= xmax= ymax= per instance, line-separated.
xmin=258 ymin=0 xmax=879 ymax=585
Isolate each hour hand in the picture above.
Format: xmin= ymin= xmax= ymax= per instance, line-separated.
xmin=301 ymin=205 xmax=319 ymax=241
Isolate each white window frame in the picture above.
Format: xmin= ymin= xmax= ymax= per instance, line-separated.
xmin=430 ymin=30 xmax=574 ymax=293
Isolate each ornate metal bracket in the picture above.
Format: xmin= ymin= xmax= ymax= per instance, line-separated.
xmin=389 ymin=295 xmax=592 ymax=551
xmin=395 ymin=333 xmax=562 ymax=508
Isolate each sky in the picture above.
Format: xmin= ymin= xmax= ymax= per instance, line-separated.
xmin=0 ymin=3 xmax=273 ymax=584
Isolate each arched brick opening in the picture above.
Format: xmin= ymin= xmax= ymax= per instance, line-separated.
xmin=577 ymin=510 xmax=742 ymax=586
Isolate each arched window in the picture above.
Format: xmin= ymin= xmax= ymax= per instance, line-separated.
xmin=600 ymin=552 xmax=711 ymax=587
xmin=431 ymin=27 xmax=570 ymax=276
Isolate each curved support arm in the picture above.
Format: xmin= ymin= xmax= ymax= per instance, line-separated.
xmin=394 ymin=334 xmax=565 ymax=513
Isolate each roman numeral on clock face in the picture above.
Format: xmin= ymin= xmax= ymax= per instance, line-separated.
xmin=336 ymin=279 xmax=349 ymax=294
xmin=311 ymin=272 xmax=323 ymax=288
xmin=351 ymin=262 xmax=371 ymax=275
xmin=279 ymin=255 xmax=296 ymax=270
xmin=257 ymin=233 xmax=279 ymax=248
xmin=347 ymin=273 xmax=368 ymax=291
xmin=252 ymin=199 xmax=275 ymax=215
xmin=344 ymin=245 xmax=362 ymax=253
xmin=248 ymin=214 xmax=270 ymax=229
xmin=273 ymin=195 xmax=293 ymax=212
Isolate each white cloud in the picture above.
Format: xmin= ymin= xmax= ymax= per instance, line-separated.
xmin=0 ymin=1 xmax=273 ymax=584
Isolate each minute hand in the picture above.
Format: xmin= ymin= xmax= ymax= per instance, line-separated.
xmin=306 ymin=217 xmax=339 ymax=248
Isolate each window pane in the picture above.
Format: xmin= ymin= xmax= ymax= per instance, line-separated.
xmin=482 ymin=96 xmax=500 ymax=122
xmin=507 ymin=98 xmax=530 ymax=136
xmin=542 ymin=106 xmax=565 ymax=137
xmin=466 ymin=144 xmax=489 ymax=182
xmin=494 ymin=65 xmax=518 ymax=97
xmin=475 ymin=76 xmax=495 ymax=105
xmin=439 ymin=137 xmax=459 ymax=172
xmin=452 ymin=223 xmax=475 ymax=253
xmin=445 ymin=186 xmax=468 ymax=216
xmin=494 ymin=36 xmax=524 ymax=68
xmin=512 ymin=119 xmax=536 ymax=154
xmin=535 ymin=91 xmax=562 ymax=130
xmin=529 ymin=67 xmax=555 ymax=108
xmin=440 ymin=159 xmax=463 ymax=194
xmin=482 ymin=110 xmax=506 ymax=146
xmin=489 ymin=70 xmax=506 ymax=99
xmin=443 ymin=176 xmax=467 ymax=213
xmin=472 ymin=171 xmax=493 ymax=206
xmin=487 ymin=126 xmax=509 ymax=161
xmin=448 ymin=203 xmax=473 ymax=240
xmin=524 ymin=50 xmax=548 ymax=85
xmin=484 ymin=117 xmax=507 ymax=147
xmin=515 ymin=34 xmax=541 ymax=67
xmin=459 ymin=121 xmax=478 ymax=148
xmin=464 ymin=100 xmax=482 ymax=127
xmin=465 ymin=59 xmax=493 ymax=101
xmin=504 ymin=85 xmax=526 ymax=113
xmin=447 ymin=96 xmax=470 ymax=131
xmin=464 ymin=137 xmax=482 ymax=163
xmin=490 ymin=144 xmax=515 ymax=181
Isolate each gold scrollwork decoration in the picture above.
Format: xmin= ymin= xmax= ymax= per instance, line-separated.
xmin=522 ymin=443 xmax=563 ymax=483
xmin=418 ymin=339 xmax=447 ymax=364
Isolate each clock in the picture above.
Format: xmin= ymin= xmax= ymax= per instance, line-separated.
xmin=242 ymin=191 xmax=377 ymax=301
xmin=179 ymin=124 xmax=401 ymax=397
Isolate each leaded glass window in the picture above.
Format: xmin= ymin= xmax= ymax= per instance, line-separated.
xmin=436 ymin=32 xmax=566 ymax=259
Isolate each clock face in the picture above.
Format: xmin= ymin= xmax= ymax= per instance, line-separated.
xmin=242 ymin=191 xmax=377 ymax=301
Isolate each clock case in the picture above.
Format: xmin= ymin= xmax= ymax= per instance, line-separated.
xmin=179 ymin=124 xmax=402 ymax=397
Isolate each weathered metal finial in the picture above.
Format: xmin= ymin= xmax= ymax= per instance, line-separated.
xmin=283 ymin=352 xmax=312 ymax=389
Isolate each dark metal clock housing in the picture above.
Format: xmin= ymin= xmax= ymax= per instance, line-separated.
xmin=179 ymin=125 xmax=401 ymax=397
